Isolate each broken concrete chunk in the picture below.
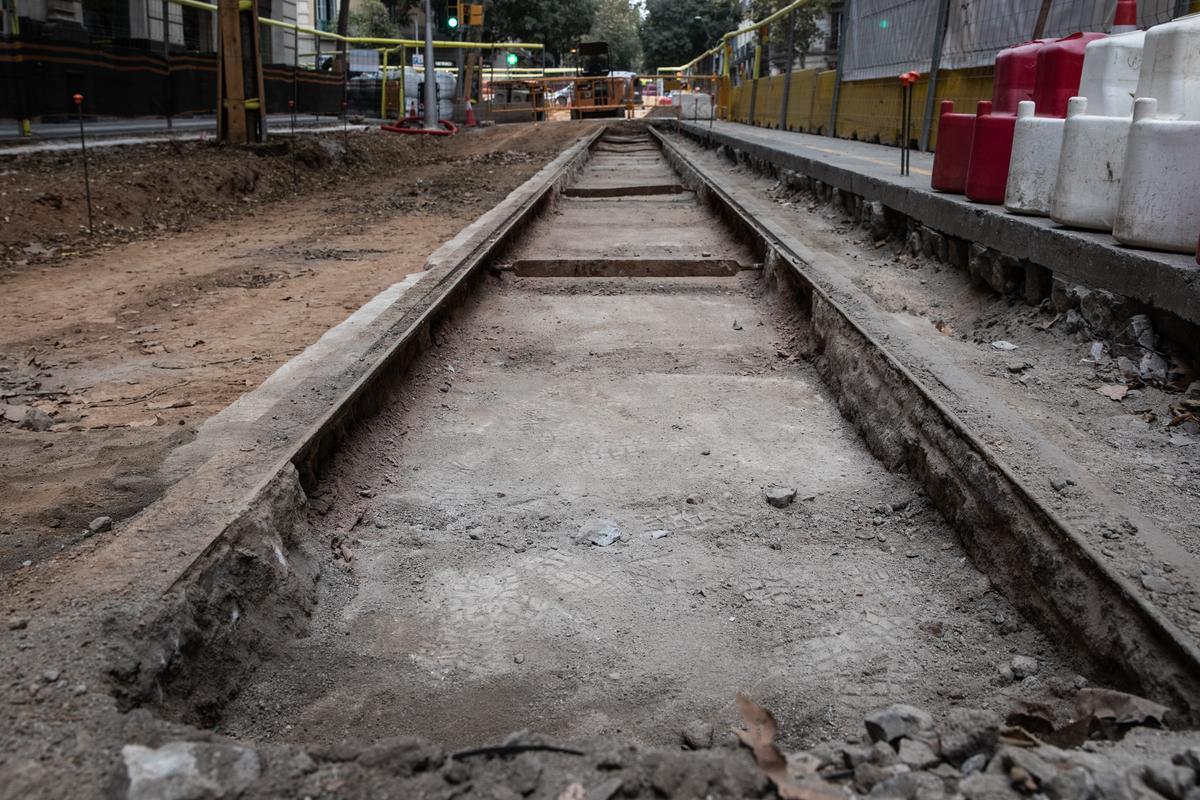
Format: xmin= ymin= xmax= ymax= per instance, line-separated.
xmin=581 ymin=519 xmax=621 ymax=547
xmin=356 ymin=735 xmax=443 ymax=777
xmin=898 ymin=738 xmax=941 ymax=770
xmin=764 ymin=486 xmax=797 ymax=508
xmin=939 ymin=708 xmax=1000 ymax=765
xmin=88 ymin=516 xmax=113 ymax=534
xmin=1011 ymin=655 xmax=1039 ymax=680
xmin=123 ymin=742 xmax=261 ymax=800
xmin=1141 ymin=574 xmax=1178 ymax=595
xmin=18 ymin=408 xmax=53 ymax=431
xmin=1117 ymin=314 xmax=1156 ymax=351
xmin=681 ymin=720 xmax=714 ymax=750
xmin=864 ymin=704 xmax=935 ymax=744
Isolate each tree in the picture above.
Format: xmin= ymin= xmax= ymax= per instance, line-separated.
xmin=639 ymin=0 xmax=740 ymax=72
xmin=748 ymin=0 xmax=831 ymax=73
xmin=484 ymin=0 xmax=598 ymax=67
xmin=348 ymin=0 xmax=402 ymax=39
xmin=589 ymin=0 xmax=641 ymax=72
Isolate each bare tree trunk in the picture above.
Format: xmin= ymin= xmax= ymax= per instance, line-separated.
xmin=335 ymin=0 xmax=351 ymax=72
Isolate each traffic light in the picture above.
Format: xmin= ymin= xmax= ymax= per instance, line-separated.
xmin=505 ymin=52 xmax=518 ymax=66
xmin=447 ymin=0 xmax=459 ymax=29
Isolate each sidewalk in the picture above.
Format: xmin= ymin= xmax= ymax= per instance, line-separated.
xmin=676 ymin=120 xmax=1200 ymax=327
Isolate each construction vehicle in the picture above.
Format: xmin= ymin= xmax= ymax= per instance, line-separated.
xmin=485 ymin=41 xmax=632 ymax=123
xmin=567 ymin=41 xmax=634 ymax=120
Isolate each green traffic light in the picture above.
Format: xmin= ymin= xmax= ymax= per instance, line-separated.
xmin=447 ymin=15 xmax=459 ymax=28
xmin=505 ymin=53 xmax=518 ymax=66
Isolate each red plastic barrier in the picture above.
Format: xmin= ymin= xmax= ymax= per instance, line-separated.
xmin=964 ymin=102 xmax=1019 ymax=203
xmin=993 ymin=40 xmax=1048 ymax=113
xmin=965 ymin=33 xmax=1101 ymax=203
xmin=1031 ymin=32 xmax=1107 ymax=118
xmin=931 ymin=40 xmax=1045 ymax=194
xmin=380 ymin=118 xmax=459 ymax=136
xmin=931 ymin=101 xmax=976 ymax=192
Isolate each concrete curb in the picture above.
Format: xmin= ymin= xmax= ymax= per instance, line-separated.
xmin=669 ymin=120 xmax=1200 ymax=329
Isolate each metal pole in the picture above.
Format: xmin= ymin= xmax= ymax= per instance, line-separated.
xmin=778 ymin=8 xmax=796 ymax=130
xmin=381 ymin=47 xmax=388 ymax=118
xmin=292 ymin=22 xmax=299 ymax=120
xmin=400 ymin=45 xmax=406 ymax=118
xmin=748 ymin=30 xmax=762 ymax=125
xmin=73 ymin=94 xmax=93 ymax=236
xmin=828 ymin=0 xmax=849 ymax=137
xmin=10 ymin=0 xmax=31 ymax=136
xmin=162 ymin=0 xmax=173 ymax=129
xmin=919 ymin=0 xmax=952 ymax=152
xmin=315 ymin=35 xmax=321 ymax=120
xmin=1031 ymin=0 xmax=1054 ymax=39
xmin=422 ymin=0 xmax=438 ymax=129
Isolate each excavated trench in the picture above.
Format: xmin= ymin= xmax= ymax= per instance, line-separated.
xmin=158 ymin=127 xmax=1156 ymax=752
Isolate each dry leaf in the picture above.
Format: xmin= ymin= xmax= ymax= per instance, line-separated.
xmin=1076 ymin=688 xmax=1168 ymax=728
xmin=733 ymin=694 xmax=846 ymax=800
xmin=1096 ymin=384 xmax=1129 ymax=401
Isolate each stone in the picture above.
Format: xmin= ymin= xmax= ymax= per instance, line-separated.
xmin=865 ymin=704 xmax=935 ymax=744
xmin=18 ymin=408 xmax=53 ymax=432
xmin=588 ymin=777 xmax=623 ymax=800
xmin=961 ymin=754 xmax=989 ymax=775
xmin=1117 ymin=314 xmax=1156 ymax=350
xmin=1173 ymin=748 xmax=1200 ymax=772
xmin=995 ymin=747 xmax=1056 ymax=786
xmin=1142 ymin=764 xmax=1196 ymax=800
xmin=581 ymin=519 xmax=621 ymax=547
xmin=871 ymin=740 xmax=900 ymax=767
xmin=1010 ymin=655 xmax=1039 ymax=680
xmin=356 ymin=735 xmax=443 ymax=777
xmin=1061 ymin=309 xmax=1087 ymax=335
xmin=1117 ymin=356 xmax=1140 ymax=382
xmin=842 ymin=744 xmax=874 ymax=767
xmin=867 ymin=201 xmax=889 ymax=239
xmin=88 ymin=516 xmax=113 ymax=534
xmin=939 ymin=708 xmax=1000 ymax=765
xmin=898 ymin=738 xmax=941 ymax=769
xmin=1139 ymin=351 xmax=1169 ymax=384
xmin=959 ymin=773 xmax=1022 ymax=800
xmin=1045 ymin=767 xmax=1091 ymax=800
xmin=870 ymin=770 xmax=945 ymax=800
xmin=765 ymin=486 xmax=797 ymax=508
xmin=7 ymin=617 xmax=29 ymax=630
xmin=123 ymin=742 xmax=261 ymax=800
xmin=442 ymin=760 xmax=470 ymax=785
xmin=855 ymin=762 xmax=894 ymax=793
xmin=2 ymin=404 xmax=27 ymax=423
xmin=1142 ymin=575 xmax=1178 ymax=595
xmin=681 ymin=720 xmax=713 ymax=750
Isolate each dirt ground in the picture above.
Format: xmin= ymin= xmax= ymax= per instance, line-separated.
xmin=0 ymin=121 xmax=597 ymax=574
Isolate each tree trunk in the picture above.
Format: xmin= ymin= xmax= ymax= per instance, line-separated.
xmin=335 ymin=0 xmax=351 ymax=72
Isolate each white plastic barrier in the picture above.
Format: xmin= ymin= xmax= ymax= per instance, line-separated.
xmin=674 ymin=92 xmax=714 ymax=121
xmin=1113 ymin=98 xmax=1200 ymax=251
xmin=1004 ymin=101 xmax=1064 ymax=215
xmin=1010 ymin=31 xmax=1144 ymax=218
xmin=1113 ymin=13 xmax=1200 ymax=252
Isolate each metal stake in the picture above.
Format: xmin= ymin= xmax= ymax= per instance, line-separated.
xmin=288 ymin=99 xmax=297 ymax=190
xmin=73 ymin=93 xmax=94 ymax=235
